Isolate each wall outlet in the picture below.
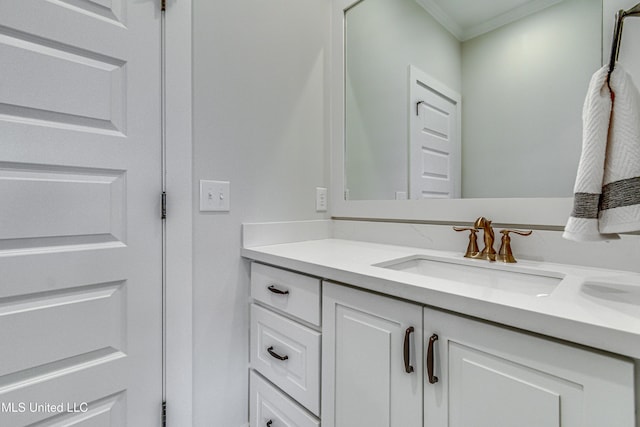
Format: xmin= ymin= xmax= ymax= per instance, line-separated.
xmin=200 ymin=180 xmax=230 ymax=212
xmin=316 ymin=187 xmax=328 ymax=212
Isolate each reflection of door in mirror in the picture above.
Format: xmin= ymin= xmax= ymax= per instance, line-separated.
xmin=344 ymin=0 xmax=602 ymax=201
xmin=410 ymin=66 xmax=461 ymax=199
xmin=344 ymin=0 xmax=462 ymax=201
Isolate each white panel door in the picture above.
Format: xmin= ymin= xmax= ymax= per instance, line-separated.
xmin=409 ymin=66 xmax=461 ymax=199
xmin=0 ymin=1 xmax=162 ymax=426
xmin=322 ymin=282 xmax=422 ymax=427
xmin=424 ymin=307 xmax=635 ymax=427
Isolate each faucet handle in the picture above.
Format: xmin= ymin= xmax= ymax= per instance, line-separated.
xmin=497 ymin=229 xmax=532 ymax=263
xmin=453 ymin=227 xmax=480 ymax=258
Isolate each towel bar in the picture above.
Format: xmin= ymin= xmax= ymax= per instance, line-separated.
xmin=608 ymin=2 xmax=640 ymax=75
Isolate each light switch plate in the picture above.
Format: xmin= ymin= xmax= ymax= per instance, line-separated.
xmin=200 ymin=180 xmax=230 ymax=212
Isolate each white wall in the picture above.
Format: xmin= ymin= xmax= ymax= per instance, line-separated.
xmin=345 ymin=0 xmax=461 ymax=200
xmin=461 ymin=0 xmax=601 ymax=198
xmin=192 ymin=0 xmax=330 ymax=425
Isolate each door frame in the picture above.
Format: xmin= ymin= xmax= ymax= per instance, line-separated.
xmin=165 ymin=1 xmax=193 ymax=425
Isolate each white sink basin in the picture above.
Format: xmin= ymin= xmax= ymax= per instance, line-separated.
xmin=375 ymin=255 xmax=564 ymax=297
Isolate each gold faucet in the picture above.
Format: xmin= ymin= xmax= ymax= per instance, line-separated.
xmin=455 ymin=218 xmax=533 ymax=263
xmin=452 ymin=226 xmax=479 ymax=258
xmin=497 ymin=229 xmax=533 ymax=263
xmin=472 ymin=217 xmax=497 ymax=261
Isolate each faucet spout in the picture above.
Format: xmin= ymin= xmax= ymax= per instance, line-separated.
xmin=473 ymin=216 xmax=487 ymax=229
xmin=472 ymin=217 xmax=497 ymax=261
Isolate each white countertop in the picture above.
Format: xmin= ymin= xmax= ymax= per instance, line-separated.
xmin=242 ymin=238 xmax=640 ymax=359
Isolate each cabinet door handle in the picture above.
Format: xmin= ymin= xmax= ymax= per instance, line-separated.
xmin=267 ymin=346 xmax=289 ymax=361
xmin=427 ymin=334 xmax=439 ymax=384
xmin=266 ymin=420 xmax=273 ymax=427
xmin=403 ymin=326 xmax=415 ymax=373
xmin=267 ymin=284 xmax=289 ymax=295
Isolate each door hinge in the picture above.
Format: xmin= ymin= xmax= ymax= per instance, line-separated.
xmin=162 ymin=400 xmax=167 ymax=427
xmin=161 ymin=0 xmax=166 ymax=11
xmin=161 ymin=191 xmax=167 ymax=220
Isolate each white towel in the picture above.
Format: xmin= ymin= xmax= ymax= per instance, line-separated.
xmin=564 ymin=64 xmax=640 ymax=242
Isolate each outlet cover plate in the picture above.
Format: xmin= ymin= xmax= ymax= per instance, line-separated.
xmin=316 ymin=187 xmax=328 ymax=212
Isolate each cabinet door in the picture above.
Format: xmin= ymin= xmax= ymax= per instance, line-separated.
xmin=323 ymin=282 xmax=423 ymax=427
xmin=424 ymin=308 xmax=635 ymax=427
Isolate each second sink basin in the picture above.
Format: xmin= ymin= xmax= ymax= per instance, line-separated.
xmin=581 ymin=280 xmax=640 ymax=318
xmin=375 ymin=255 xmax=564 ymax=297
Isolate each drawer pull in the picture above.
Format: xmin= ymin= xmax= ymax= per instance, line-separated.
xmin=267 ymin=284 xmax=290 ymax=295
xmin=266 ymin=420 xmax=273 ymax=427
xmin=403 ymin=326 xmax=415 ymax=373
xmin=427 ymin=334 xmax=439 ymax=384
xmin=267 ymin=346 xmax=289 ymax=361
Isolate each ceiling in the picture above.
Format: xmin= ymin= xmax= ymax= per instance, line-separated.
xmin=415 ymin=0 xmax=564 ymax=41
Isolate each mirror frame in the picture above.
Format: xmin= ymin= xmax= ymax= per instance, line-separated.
xmin=331 ymin=0 xmax=577 ymax=227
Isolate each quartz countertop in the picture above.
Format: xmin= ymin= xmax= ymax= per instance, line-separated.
xmin=242 ymin=238 xmax=640 ymax=359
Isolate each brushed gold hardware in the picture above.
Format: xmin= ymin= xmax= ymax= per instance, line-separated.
xmin=497 ymin=229 xmax=533 ymax=263
xmin=453 ymin=227 xmax=479 ymax=258
xmin=472 ymin=217 xmax=497 ymax=262
xmin=457 ymin=218 xmax=531 ymax=263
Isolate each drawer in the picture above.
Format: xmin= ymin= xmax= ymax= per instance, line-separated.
xmin=250 ymin=370 xmax=320 ymax=427
xmin=251 ymin=263 xmax=321 ymax=326
xmin=251 ymin=304 xmax=321 ymax=416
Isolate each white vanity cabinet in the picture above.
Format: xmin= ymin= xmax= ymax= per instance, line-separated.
xmin=320 ymin=281 xmax=636 ymax=427
xmin=251 ymin=262 xmax=321 ymax=326
xmin=250 ymin=371 xmax=320 ymax=427
xmin=423 ymin=307 xmax=636 ymax=427
xmin=246 ymin=247 xmax=638 ymax=427
xmin=322 ymin=281 xmax=423 ymax=427
xmin=249 ymin=262 xmax=322 ymax=427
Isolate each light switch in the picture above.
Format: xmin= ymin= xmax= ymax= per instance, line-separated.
xmin=200 ymin=180 xmax=230 ymax=212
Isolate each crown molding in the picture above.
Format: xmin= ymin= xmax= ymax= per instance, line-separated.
xmin=416 ymin=0 xmax=564 ymax=41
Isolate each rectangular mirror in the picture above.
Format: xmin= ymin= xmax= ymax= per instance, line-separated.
xmin=332 ymin=0 xmax=604 ymax=225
